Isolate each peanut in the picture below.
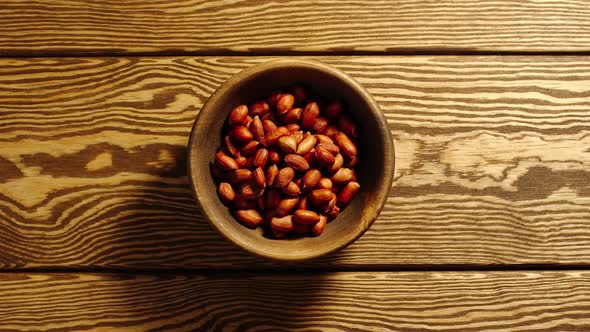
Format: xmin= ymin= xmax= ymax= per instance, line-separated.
xmin=338 ymin=181 xmax=360 ymax=206
xmin=240 ymin=140 xmax=259 ymax=156
xmin=250 ymin=100 xmax=270 ymax=117
xmin=276 ymin=167 xmax=295 ymax=188
xmin=302 ymin=169 xmax=321 ymax=191
xmin=271 ymin=215 xmax=295 ymax=232
xmin=296 ymin=134 xmax=317 ymax=155
xmin=236 ymin=209 xmax=263 ymax=228
xmin=276 ymin=94 xmax=295 ymax=114
xmin=285 ymin=154 xmax=310 ymax=172
xmin=301 ymin=102 xmax=320 ymax=128
xmin=334 ymin=132 xmax=357 ymax=158
xmin=218 ymin=182 xmax=235 ymax=203
xmin=229 ymin=105 xmax=248 ymax=126
xmin=312 ymin=215 xmax=328 ymax=236
xmin=250 ymin=116 xmax=265 ymax=141
xmin=231 ymin=125 xmax=253 ymax=143
xmin=293 ymin=209 xmax=320 ymax=225
xmin=215 ymin=151 xmax=238 ymax=171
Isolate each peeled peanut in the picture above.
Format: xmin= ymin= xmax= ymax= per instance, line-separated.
xmin=293 ymin=209 xmax=320 ymax=225
xmin=271 ymin=215 xmax=295 ymax=232
xmin=332 ymin=168 xmax=353 ymax=183
xmin=302 ymin=169 xmax=321 ymax=191
xmin=327 ymin=205 xmax=340 ymax=219
xmin=283 ymin=107 xmax=302 ymax=124
xmin=235 ymin=155 xmax=248 ymax=168
xmin=315 ymin=134 xmax=334 ymax=145
xmin=312 ymin=116 xmax=329 ymax=133
xmin=250 ymin=116 xmax=265 ymax=141
xmin=218 ymin=182 xmax=235 ymax=203
xmin=285 ymin=154 xmax=310 ymax=172
xmin=315 ymin=146 xmax=335 ymax=166
xmin=317 ymin=142 xmax=339 ymax=155
xmin=312 ymin=215 xmax=328 ymax=236
xmin=250 ymin=100 xmax=270 ymax=117
xmin=338 ymin=181 xmax=360 ymax=206
xmin=253 ymin=167 xmax=266 ymax=188
xmin=291 ymin=131 xmax=304 ymax=144
xmin=260 ymin=126 xmax=289 ymax=147
xmin=328 ymin=153 xmax=344 ymax=173
xmin=266 ymin=165 xmax=278 ymax=186
xmin=334 ymin=132 xmax=357 ymax=158
xmin=262 ymin=119 xmax=278 ymax=133
xmin=276 ymin=197 xmax=299 ymax=217
xmin=253 ymin=148 xmax=268 ymax=168
xmin=286 ymin=123 xmax=301 ymax=132
xmin=235 ymin=209 xmax=263 ymax=228
xmin=317 ymin=177 xmax=333 ymax=190
xmin=276 ymin=94 xmax=295 ymax=114
xmin=268 ymin=90 xmax=283 ymax=106
xmin=269 ymin=150 xmax=281 ymax=164
xmin=228 ymin=169 xmax=252 ymax=184
xmin=283 ymin=181 xmax=301 ymax=196
xmin=276 ymin=167 xmax=295 ymax=188
xmin=324 ymin=193 xmax=337 ymax=213
xmin=215 ymin=152 xmax=238 ymax=171
xmin=231 ymin=125 xmax=253 ymax=143
xmin=301 ymin=102 xmax=320 ymax=128
xmin=309 ymin=189 xmax=333 ymax=206
xmin=229 ymin=105 xmax=248 ymax=126
xmin=296 ymin=135 xmax=317 ymax=155
xmin=241 ymin=140 xmax=259 ymax=156
xmin=277 ymin=136 xmax=297 ymax=154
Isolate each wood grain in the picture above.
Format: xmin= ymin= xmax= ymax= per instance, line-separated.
xmin=1 ymin=56 xmax=589 ymax=269
xmin=1 ymin=0 xmax=590 ymax=55
xmin=1 ymin=271 xmax=589 ymax=331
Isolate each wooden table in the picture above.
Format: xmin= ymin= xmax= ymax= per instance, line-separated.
xmin=1 ymin=1 xmax=590 ymax=330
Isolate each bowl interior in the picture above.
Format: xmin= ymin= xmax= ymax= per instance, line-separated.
xmin=189 ymin=60 xmax=394 ymax=260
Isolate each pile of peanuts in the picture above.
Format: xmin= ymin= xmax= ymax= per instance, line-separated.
xmin=211 ymin=86 xmax=360 ymax=238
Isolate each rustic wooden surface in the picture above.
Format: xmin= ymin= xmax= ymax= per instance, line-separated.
xmin=1 ymin=0 xmax=590 ymax=55
xmin=1 ymin=56 xmax=589 ymax=269
xmin=2 ymin=271 xmax=590 ymax=331
xmin=2 ymin=1 xmax=590 ymax=329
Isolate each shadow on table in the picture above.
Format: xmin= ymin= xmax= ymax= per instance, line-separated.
xmin=110 ymin=144 xmax=334 ymax=329
xmin=104 ymin=143 xmax=262 ymax=269
xmin=110 ymin=143 xmax=339 ymax=270
xmin=115 ymin=270 xmax=332 ymax=330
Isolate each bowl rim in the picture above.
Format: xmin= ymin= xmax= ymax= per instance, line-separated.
xmin=187 ymin=58 xmax=395 ymax=261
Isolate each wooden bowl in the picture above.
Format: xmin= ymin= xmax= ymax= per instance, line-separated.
xmin=188 ymin=59 xmax=394 ymax=261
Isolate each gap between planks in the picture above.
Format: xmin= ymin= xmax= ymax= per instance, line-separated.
xmin=3 ymin=50 xmax=590 ymax=58
xmin=4 ymin=265 xmax=590 ymax=275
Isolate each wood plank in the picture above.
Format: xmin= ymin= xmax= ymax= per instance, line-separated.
xmin=1 ymin=0 xmax=590 ymax=55
xmin=1 ymin=271 xmax=589 ymax=331
xmin=1 ymin=56 xmax=589 ymax=269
